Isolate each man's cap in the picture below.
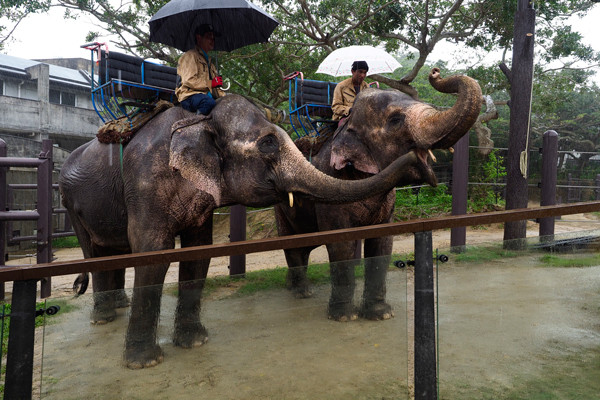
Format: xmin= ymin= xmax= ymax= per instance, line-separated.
xmin=195 ymin=24 xmax=221 ymax=37
xmin=351 ymin=61 xmax=369 ymax=71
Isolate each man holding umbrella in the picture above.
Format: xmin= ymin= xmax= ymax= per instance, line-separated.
xmin=175 ymin=23 xmax=226 ymax=115
xmin=331 ymin=60 xmax=369 ymax=123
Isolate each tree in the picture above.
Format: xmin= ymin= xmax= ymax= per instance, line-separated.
xmin=1 ymin=1 xmax=599 ymax=111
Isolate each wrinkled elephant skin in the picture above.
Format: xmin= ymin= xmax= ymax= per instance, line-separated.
xmin=59 ymin=94 xmax=430 ymax=369
xmin=275 ymin=69 xmax=482 ymax=321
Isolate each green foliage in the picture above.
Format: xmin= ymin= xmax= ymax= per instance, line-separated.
xmin=394 ymin=184 xmax=453 ymax=221
xmin=52 ymin=236 xmax=80 ymax=249
xmin=468 ymin=149 xmax=507 ymax=212
xmin=203 ymin=263 xmax=367 ymax=297
xmin=452 ymin=244 xmax=519 ymax=264
xmin=539 ymin=253 xmax=600 ymax=267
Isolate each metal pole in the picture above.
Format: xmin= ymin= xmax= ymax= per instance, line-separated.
xmin=38 ymin=140 xmax=53 ymax=298
xmin=4 ymin=279 xmax=37 ymax=400
xmin=450 ymin=134 xmax=469 ymax=250
xmin=229 ymin=204 xmax=246 ymax=276
xmin=539 ymin=130 xmax=558 ymax=238
xmin=414 ymin=231 xmax=437 ymax=400
xmin=0 ymin=139 xmax=6 ymax=300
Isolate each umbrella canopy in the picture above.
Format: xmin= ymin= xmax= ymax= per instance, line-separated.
xmin=316 ymin=45 xmax=401 ymax=77
xmin=149 ymin=0 xmax=279 ymax=52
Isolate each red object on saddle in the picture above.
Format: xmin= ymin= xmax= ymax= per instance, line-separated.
xmin=212 ymin=76 xmax=223 ymax=88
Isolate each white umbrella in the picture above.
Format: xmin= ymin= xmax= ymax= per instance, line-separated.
xmin=316 ymin=45 xmax=401 ymax=77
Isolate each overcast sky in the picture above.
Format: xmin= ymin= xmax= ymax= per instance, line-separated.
xmin=1 ymin=4 xmax=599 ymax=77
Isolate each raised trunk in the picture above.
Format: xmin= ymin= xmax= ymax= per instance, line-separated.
xmin=423 ymin=68 xmax=483 ymax=149
xmin=280 ymin=148 xmax=418 ymax=204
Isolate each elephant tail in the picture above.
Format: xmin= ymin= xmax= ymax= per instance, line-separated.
xmin=73 ymin=273 xmax=89 ymax=296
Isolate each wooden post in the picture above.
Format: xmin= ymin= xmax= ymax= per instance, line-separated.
xmin=4 ymin=279 xmax=37 ymax=399
xmin=450 ymin=134 xmax=469 ymax=251
xmin=0 ymin=139 xmax=6 ymax=300
xmin=539 ymin=130 xmax=558 ymax=239
xmin=503 ymin=0 xmax=536 ymax=249
xmin=38 ymin=139 xmax=53 ymax=298
xmin=229 ymin=204 xmax=246 ymax=276
xmin=414 ymin=231 xmax=437 ymax=399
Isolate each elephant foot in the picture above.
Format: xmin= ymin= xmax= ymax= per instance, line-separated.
xmin=360 ymin=301 xmax=394 ymax=321
xmin=327 ymin=303 xmax=358 ymax=322
xmin=115 ymin=290 xmax=130 ymax=308
xmin=90 ymin=308 xmax=116 ymax=325
xmin=286 ymin=269 xmax=313 ymax=298
xmin=124 ymin=344 xmax=164 ymax=369
xmin=287 ymin=283 xmax=313 ymax=299
xmin=173 ymin=323 xmax=209 ymax=348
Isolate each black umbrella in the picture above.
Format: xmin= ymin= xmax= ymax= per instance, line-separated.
xmin=149 ymin=0 xmax=279 ymax=52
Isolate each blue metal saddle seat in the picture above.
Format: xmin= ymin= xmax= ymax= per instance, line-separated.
xmin=285 ymin=71 xmax=338 ymax=138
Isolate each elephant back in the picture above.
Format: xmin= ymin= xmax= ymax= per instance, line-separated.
xmin=293 ymin=123 xmax=336 ymax=158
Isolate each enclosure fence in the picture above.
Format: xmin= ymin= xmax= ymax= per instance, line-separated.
xmin=2 ymin=201 xmax=600 ymax=400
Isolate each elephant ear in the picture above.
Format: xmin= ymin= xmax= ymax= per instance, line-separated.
xmin=169 ymin=115 xmax=223 ymax=205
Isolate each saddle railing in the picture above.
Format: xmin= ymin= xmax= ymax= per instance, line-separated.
xmin=285 ymin=71 xmax=338 ymax=138
xmin=81 ymin=42 xmax=178 ymax=123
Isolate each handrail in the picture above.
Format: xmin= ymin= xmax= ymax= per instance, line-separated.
xmin=2 ymin=201 xmax=600 ymax=282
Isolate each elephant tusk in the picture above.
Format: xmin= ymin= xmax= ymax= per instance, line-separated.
xmin=288 ymin=192 xmax=294 ymax=208
xmin=428 ymin=149 xmax=437 ymax=163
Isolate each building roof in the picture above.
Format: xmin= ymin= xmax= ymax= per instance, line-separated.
xmin=0 ymin=53 xmax=92 ymax=89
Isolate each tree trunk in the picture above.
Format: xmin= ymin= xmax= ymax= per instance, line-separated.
xmin=503 ymin=0 xmax=535 ymax=250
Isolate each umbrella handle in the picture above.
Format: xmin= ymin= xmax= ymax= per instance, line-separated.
xmin=222 ymin=78 xmax=231 ymax=91
xmin=283 ymin=71 xmax=303 ymax=81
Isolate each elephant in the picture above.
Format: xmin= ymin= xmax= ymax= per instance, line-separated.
xmin=274 ymin=68 xmax=482 ymax=321
xmin=59 ymin=94 xmax=429 ymax=369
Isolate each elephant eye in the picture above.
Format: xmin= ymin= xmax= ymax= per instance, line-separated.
xmin=258 ymin=134 xmax=278 ymax=153
xmin=388 ymin=113 xmax=405 ymax=126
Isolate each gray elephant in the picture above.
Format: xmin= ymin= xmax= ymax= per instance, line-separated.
xmin=59 ymin=94 xmax=426 ymax=369
xmin=275 ymin=68 xmax=482 ymax=321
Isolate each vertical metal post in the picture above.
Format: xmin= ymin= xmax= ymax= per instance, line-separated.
xmin=539 ymin=130 xmax=558 ymax=238
xmin=229 ymin=204 xmax=246 ymax=276
xmin=4 ymin=279 xmax=37 ymax=399
xmin=38 ymin=139 xmax=53 ymax=298
xmin=0 ymin=139 xmax=6 ymax=300
xmin=414 ymin=231 xmax=437 ymax=400
xmin=595 ymin=174 xmax=600 ymax=201
xmin=450 ymin=134 xmax=469 ymax=250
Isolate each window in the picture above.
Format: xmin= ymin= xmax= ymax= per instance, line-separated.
xmin=0 ymin=79 xmax=3 ymax=95
xmin=49 ymin=89 xmax=76 ymax=106
xmin=49 ymin=89 xmax=60 ymax=103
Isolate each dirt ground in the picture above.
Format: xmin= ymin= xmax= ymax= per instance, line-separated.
xmin=4 ymin=209 xmax=600 ymax=399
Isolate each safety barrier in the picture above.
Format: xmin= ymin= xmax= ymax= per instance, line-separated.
xmin=2 ymin=201 xmax=600 ymax=399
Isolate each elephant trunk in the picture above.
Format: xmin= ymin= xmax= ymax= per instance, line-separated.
xmin=415 ymin=68 xmax=483 ymax=150
xmin=280 ymin=147 xmax=420 ymax=204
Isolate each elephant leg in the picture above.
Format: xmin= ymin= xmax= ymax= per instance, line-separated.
xmin=125 ymin=264 xmax=169 ymax=369
xmin=89 ymin=247 xmax=130 ymax=324
xmin=113 ymin=268 xmax=130 ymax=308
xmin=327 ymin=241 xmax=360 ymax=321
xmin=173 ymin=223 xmax=213 ymax=348
xmin=124 ymin=229 xmax=175 ymax=369
xmin=284 ymin=247 xmax=313 ymax=298
xmin=91 ymin=270 xmax=118 ymax=324
xmin=360 ymin=236 xmax=394 ymax=320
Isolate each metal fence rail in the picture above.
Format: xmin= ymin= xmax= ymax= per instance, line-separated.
xmin=3 ymin=201 xmax=600 ymax=400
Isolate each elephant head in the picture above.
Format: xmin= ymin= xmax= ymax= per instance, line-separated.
xmin=330 ymin=68 xmax=482 ymax=185
xmin=169 ymin=94 xmax=419 ymax=208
